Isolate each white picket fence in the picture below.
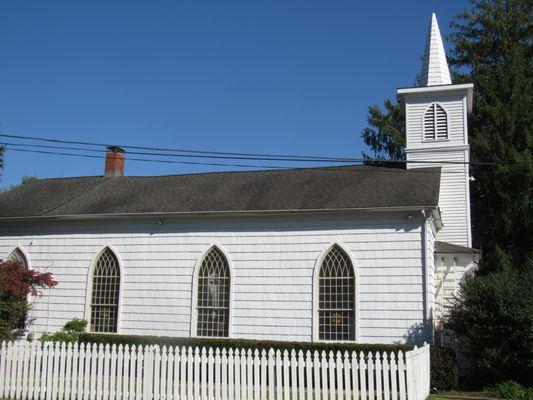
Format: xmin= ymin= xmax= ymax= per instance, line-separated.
xmin=0 ymin=341 xmax=429 ymax=400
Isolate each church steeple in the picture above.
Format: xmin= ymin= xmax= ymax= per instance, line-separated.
xmin=397 ymin=13 xmax=474 ymax=247
xmin=420 ymin=13 xmax=451 ymax=86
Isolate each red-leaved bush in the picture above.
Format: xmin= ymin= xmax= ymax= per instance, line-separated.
xmin=0 ymin=259 xmax=57 ymax=341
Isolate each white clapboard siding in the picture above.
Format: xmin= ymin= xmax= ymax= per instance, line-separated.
xmin=2 ymin=341 xmax=432 ymax=400
xmin=0 ymin=213 xmax=431 ymax=344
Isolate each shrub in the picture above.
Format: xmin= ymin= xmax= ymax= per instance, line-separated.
xmin=40 ymin=318 xmax=87 ymax=344
xmin=0 ymin=259 xmax=57 ymax=341
xmin=430 ymin=346 xmax=458 ymax=391
xmin=79 ymin=333 xmax=412 ymax=356
xmin=446 ymin=266 xmax=533 ymax=386
xmin=485 ymin=380 xmax=533 ymax=400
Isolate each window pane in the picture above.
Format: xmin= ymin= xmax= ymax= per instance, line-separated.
xmin=90 ymin=248 xmax=120 ymax=333
xmin=318 ymin=246 xmax=355 ymax=341
xmin=197 ymin=247 xmax=230 ymax=337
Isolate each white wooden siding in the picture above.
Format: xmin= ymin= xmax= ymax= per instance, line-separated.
xmin=434 ymin=254 xmax=476 ymax=345
xmin=0 ymin=213 xmax=430 ymax=344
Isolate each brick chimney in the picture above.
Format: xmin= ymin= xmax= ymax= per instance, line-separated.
xmin=104 ymin=146 xmax=125 ymax=177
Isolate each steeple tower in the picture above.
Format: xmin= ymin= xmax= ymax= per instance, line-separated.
xmin=397 ymin=13 xmax=474 ymax=247
xmin=420 ymin=13 xmax=452 ymax=86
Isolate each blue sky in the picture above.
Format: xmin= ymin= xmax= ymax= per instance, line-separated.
xmin=0 ymin=0 xmax=469 ymax=187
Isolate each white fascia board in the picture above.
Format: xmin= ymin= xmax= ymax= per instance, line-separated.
xmin=0 ymin=206 xmax=440 ymax=223
xmin=397 ymin=83 xmax=474 ymax=113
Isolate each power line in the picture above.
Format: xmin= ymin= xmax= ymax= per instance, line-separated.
xmin=2 ymin=132 xmax=530 ymax=166
xmin=3 ymin=147 xmax=288 ymax=170
xmin=2 ymin=145 xmax=514 ymax=176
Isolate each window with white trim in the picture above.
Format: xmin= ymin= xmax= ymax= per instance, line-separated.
xmin=89 ymin=248 xmax=120 ymax=333
xmin=8 ymin=248 xmax=29 ymax=332
xmin=424 ymin=102 xmax=448 ymax=140
xmin=196 ymin=247 xmax=230 ymax=338
xmin=318 ymin=245 xmax=355 ymax=341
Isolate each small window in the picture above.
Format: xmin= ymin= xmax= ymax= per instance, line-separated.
xmin=318 ymin=245 xmax=355 ymax=341
xmin=424 ymin=102 xmax=448 ymax=140
xmin=196 ymin=247 xmax=230 ymax=338
xmin=8 ymin=248 xmax=29 ymax=332
xmin=89 ymin=248 xmax=120 ymax=333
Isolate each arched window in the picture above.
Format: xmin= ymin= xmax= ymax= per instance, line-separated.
xmin=318 ymin=245 xmax=355 ymax=341
xmin=89 ymin=248 xmax=120 ymax=333
xmin=424 ymin=102 xmax=448 ymax=140
xmin=196 ymin=247 xmax=230 ymax=338
xmin=8 ymin=248 xmax=29 ymax=332
xmin=8 ymin=248 xmax=28 ymax=266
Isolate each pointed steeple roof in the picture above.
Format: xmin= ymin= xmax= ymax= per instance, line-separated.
xmin=420 ymin=13 xmax=451 ymax=86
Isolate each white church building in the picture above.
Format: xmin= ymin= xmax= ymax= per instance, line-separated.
xmin=0 ymin=14 xmax=479 ymax=345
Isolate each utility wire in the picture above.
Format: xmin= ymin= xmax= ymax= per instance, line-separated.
xmin=1 ymin=133 xmax=529 ymax=166
xmin=3 ymin=147 xmax=288 ymax=170
xmin=2 ymin=145 xmax=512 ymax=176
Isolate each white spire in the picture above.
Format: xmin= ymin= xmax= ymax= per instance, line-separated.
xmin=420 ymin=13 xmax=451 ymax=86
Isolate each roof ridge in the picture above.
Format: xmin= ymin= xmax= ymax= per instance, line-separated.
xmin=30 ymin=163 xmax=416 ymax=182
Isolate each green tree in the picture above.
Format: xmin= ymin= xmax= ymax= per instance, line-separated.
xmin=446 ymin=266 xmax=533 ymax=385
xmin=0 ymin=175 xmax=37 ymax=194
xmin=361 ymin=0 xmax=533 ymax=272
xmin=448 ymin=0 xmax=533 ymax=271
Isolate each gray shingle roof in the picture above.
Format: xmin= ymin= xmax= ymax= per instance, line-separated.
xmin=435 ymin=241 xmax=481 ymax=255
xmin=0 ymin=165 xmax=441 ymax=219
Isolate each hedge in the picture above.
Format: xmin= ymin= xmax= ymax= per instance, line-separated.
xmin=79 ymin=333 xmax=413 ymax=355
xmin=430 ymin=346 xmax=458 ymax=391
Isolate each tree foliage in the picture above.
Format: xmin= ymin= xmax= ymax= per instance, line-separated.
xmin=0 ymin=259 xmax=57 ymax=341
xmin=40 ymin=318 xmax=88 ymax=344
xmin=448 ymin=0 xmax=533 ymax=271
xmin=446 ymin=266 xmax=533 ymax=385
xmin=361 ymin=99 xmax=405 ymax=161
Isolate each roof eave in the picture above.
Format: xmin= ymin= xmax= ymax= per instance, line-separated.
xmin=0 ymin=205 xmax=440 ymax=223
xmin=397 ymin=83 xmax=474 ymax=113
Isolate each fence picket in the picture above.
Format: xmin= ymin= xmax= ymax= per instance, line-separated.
xmin=195 ymin=347 xmax=201 ymax=400
xmin=375 ymin=352 xmax=382 ymax=400
xmin=234 ymin=349 xmax=241 ymax=400
xmin=28 ymin=342 xmax=37 ymax=400
xmin=359 ymin=352 xmax=366 ymax=400
xmin=313 ymin=351 xmax=321 ymax=400
xmin=282 ymin=350 xmax=290 ymax=400
xmin=305 ymin=351 xmax=313 ymax=400
xmin=15 ymin=342 xmax=24 ymax=400
xmin=328 ymin=351 xmax=335 ymax=400
xmin=109 ymin=345 xmax=117 ymax=400
xmin=290 ymin=350 xmax=298 ymax=400
xmin=382 ymin=353 xmax=389 ymax=400
xmin=201 ymin=347 xmax=207 ymax=400
xmin=343 ymin=351 xmax=351 ymax=400
xmin=228 ymin=349 xmax=235 ymax=400
xmin=260 ymin=350 xmax=267 ymax=400
xmin=267 ymin=349 xmax=274 ymax=400
xmin=368 ymin=352 xmax=374 ymax=400
xmin=336 ymin=352 xmax=343 ymax=400
xmin=390 ymin=353 xmax=397 ymax=400
xmin=398 ymin=352 xmax=406 ymax=400
xmin=222 ymin=349 xmax=228 ymax=400
xmin=321 ymin=351 xmax=328 ymax=400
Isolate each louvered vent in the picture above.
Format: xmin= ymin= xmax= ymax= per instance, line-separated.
xmin=424 ymin=102 xmax=448 ymax=140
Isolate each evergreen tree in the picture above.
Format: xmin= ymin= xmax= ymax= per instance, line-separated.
xmin=361 ymin=0 xmax=533 ymax=272
xmin=449 ymin=0 xmax=532 ymax=271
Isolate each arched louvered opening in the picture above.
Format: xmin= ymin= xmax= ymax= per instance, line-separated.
xmin=89 ymin=247 xmax=121 ymax=333
xmin=318 ymin=245 xmax=355 ymax=341
xmin=424 ymin=102 xmax=448 ymax=140
xmin=196 ymin=247 xmax=231 ymax=338
xmin=8 ymin=248 xmax=29 ymax=332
